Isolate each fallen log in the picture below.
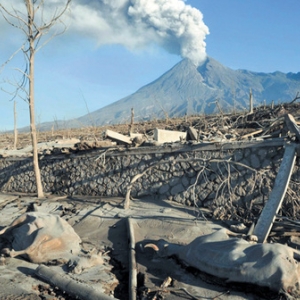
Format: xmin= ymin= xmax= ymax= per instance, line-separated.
xmin=253 ymin=143 xmax=297 ymax=243
xmin=35 ymin=265 xmax=117 ymax=300
xmin=127 ymin=218 xmax=137 ymax=300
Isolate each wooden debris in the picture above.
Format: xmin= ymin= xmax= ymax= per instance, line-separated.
xmin=289 ymin=236 xmax=300 ymax=249
xmin=75 ymin=140 xmax=116 ymax=150
xmin=127 ymin=218 xmax=137 ymax=300
xmin=2 ymin=103 xmax=300 ymax=157
xmin=240 ymin=129 xmax=263 ymax=139
xmin=0 ymin=194 xmax=19 ymax=209
xmin=253 ymin=143 xmax=297 ymax=243
xmin=151 ymin=276 xmax=172 ymax=300
xmin=268 ymin=216 xmax=300 ymax=240
xmin=35 ymin=265 xmax=115 ymax=300
xmin=123 ymin=163 xmax=157 ymax=209
xmin=285 ymin=113 xmax=300 ymax=141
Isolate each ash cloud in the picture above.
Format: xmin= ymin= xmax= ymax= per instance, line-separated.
xmin=0 ymin=0 xmax=210 ymax=66
xmin=71 ymin=0 xmax=209 ymax=66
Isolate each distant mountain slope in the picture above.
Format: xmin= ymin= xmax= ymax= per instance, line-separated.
xmin=22 ymin=57 xmax=300 ymax=132
xmin=75 ymin=57 xmax=300 ymax=127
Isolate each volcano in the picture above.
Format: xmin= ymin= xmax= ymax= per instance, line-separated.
xmin=35 ymin=57 xmax=300 ymax=130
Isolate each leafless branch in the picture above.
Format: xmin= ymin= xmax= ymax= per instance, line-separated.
xmin=1 ymin=74 xmax=29 ymax=103
xmin=34 ymin=0 xmax=44 ymax=15
xmin=0 ymin=45 xmax=25 ymax=74
xmin=0 ymin=4 xmax=28 ymax=30
xmin=38 ymin=0 xmax=71 ymax=33
xmin=123 ymin=157 xmax=259 ymax=210
xmin=14 ymin=67 xmax=29 ymax=79
xmin=290 ymin=92 xmax=300 ymax=104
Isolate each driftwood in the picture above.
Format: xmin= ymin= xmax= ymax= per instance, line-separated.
xmin=35 ymin=265 xmax=116 ymax=300
xmin=144 ymin=228 xmax=300 ymax=296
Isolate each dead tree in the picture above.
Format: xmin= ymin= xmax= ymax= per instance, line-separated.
xmin=0 ymin=0 xmax=71 ymax=198
xmin=13 ymin=100 xmax=17 ymax=150
xmin=290 ymin=92 xmax=300 ymax=104
xmin=249 ymin=88 xmax=253 ymax=113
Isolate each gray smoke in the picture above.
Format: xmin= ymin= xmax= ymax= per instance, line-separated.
xmin=70 ymin=0 xmax=209 ymax=66
xmin=0 ymin=0 xmax=210 ymax=66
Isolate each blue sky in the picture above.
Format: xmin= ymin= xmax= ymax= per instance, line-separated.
xmin=0 ymin=0 xmax=299 ymax=131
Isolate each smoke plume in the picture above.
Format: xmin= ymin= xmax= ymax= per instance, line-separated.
xmin=70 ymin=0 xmax=209 ymax=66
xmin=0 ymin=0 xmax=209 ymax=66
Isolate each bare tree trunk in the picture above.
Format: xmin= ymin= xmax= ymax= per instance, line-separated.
xmin=249 ymin=88 xmax=253 ymax=114
xmin=130 ymin=107 xmax=134 ymax=133
xmin=1 ymin=0 xmax=70 ymax=198
xmin=13 ymin=101 xmax=17 ymax=150
xmin=27 ymin=0 xmax=44 ymax=198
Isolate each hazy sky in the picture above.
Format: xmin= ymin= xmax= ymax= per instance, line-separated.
xmin=0 ymin=0 xmax=299 ymax=131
